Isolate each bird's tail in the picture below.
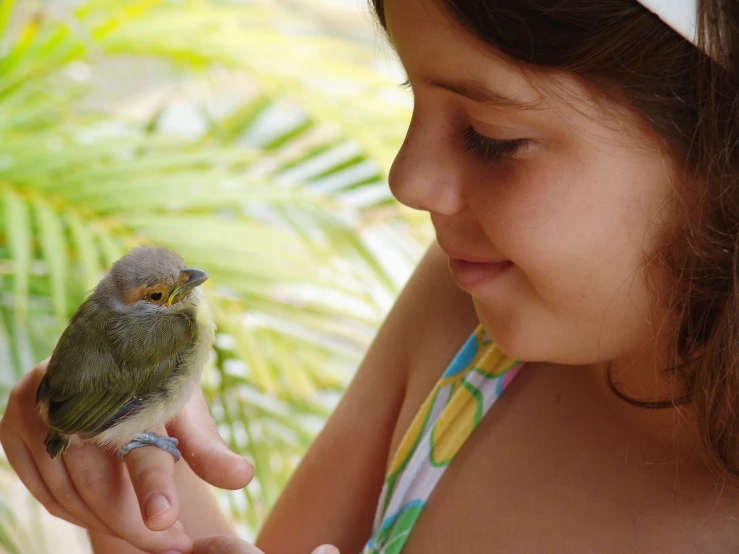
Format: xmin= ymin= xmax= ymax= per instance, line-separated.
xmin=44 ymin=430 xmax=69 ymax=459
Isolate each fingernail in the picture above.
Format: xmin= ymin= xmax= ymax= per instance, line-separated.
xmin=146 ymin=494 xmax=170 ymax=520
xmin=161 ymin=551 xmax=183 ymax=554
xmin=312 ymin=546 xmax=340 ymax=554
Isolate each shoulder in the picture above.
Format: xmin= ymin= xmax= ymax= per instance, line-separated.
xmin=381 ymin=241 xmax=479 ymax=460
xmin=390 ymin=241 xmax=476 ymax=341
xmin=256 ymin=242 xmax=478 ymax=552
xmin=365 ymin=241 xmax=476 ymax=383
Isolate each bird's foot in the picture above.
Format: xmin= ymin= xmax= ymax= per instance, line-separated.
xmin=117 ymin=432 xmax=181 ymax=462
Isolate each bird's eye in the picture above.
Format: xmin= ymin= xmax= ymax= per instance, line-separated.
xmin=149 ymin=291 xmax=163 ymax=302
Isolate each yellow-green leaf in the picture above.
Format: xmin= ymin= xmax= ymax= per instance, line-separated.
xmin=33 ymin=199 xmax=68 ymax=327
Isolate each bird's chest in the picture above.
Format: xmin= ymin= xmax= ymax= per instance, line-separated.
xmin=98 ymin=302 xmax=216 ymax=446
xmin=156 ymin=308 xmax=215 ymax=411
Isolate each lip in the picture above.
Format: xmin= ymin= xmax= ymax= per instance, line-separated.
xmin=437 ymin=240 xmax=513 ymax=289
xmin=438 ymin=241 xmax=509 ymax=265
xmin=445 ymin=252 xmax=509 ymax=264
xmin=448 ymin=258 xmax=513 ymax=290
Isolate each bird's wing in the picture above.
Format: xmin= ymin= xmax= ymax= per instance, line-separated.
xmin=40 ymin=352 xmax=181 ymax=437
xmin=38 ymin=298 xmax=194 ymax=437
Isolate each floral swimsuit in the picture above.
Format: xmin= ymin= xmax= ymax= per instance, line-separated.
xmin=362 ymin=325 xmax=522 ymax=554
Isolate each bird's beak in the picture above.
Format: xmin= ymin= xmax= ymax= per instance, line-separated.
xmin=167 ymin=268 xmax=209 ymax=306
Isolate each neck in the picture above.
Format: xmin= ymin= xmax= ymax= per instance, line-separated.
xmin=585 ymin=340 xmax=703 ymax=463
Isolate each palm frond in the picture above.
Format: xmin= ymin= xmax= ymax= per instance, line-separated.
xmin=0 ymin=0 xmax=424 ymax=544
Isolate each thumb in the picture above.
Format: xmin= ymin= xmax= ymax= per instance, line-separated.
xmin=166 ymin=388 xmax=253 ymax=490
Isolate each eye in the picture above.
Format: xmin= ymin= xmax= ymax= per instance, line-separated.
xmin=461 ymin=126 xmax=527 ymax=164
xmin=149 ymin=291 xmax=163 ymax=302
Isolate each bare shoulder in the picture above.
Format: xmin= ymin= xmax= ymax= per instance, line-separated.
xmin=386 ymin=241 xmax=478 ymax=459
xmin=256 ymin=240 xmax=476 ymax=554
xmin=681 ymin=482 xmax=739 ymax=553
xmin=378 ymin=240 xmax=477 ymax=376
xmin=635 ymin=462 xmax=739 ymax=552
xmin=397 ymin=241 xmax=478 ymax=345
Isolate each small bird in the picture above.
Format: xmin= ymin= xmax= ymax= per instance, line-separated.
xmin=35 ymin=245 xmax=216 ymax=461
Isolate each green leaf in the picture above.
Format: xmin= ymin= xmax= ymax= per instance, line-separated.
xmin=0 ymin=0 xmax=15 ymax=46
xmin=0 ymin=0 xmax=427 ymax=542
xmin=2 ymin=190 xmax=30 ymax=320
xmin=203 ymin=94 xmax=272 ymax=143
xmin=33 ymin=199 xmax=68 ymax=326
xmin=65 ymin=210 xmax=104 ymax=296
xmin=0 ymin=520 xmax=20 ymax=554
xmin=0 ymin=308 xmax=16 ymax=390
xmin=94 ymin=226 xmax=126 ymax=270
xmin=0 ymin=528 xmax=20 ymax=554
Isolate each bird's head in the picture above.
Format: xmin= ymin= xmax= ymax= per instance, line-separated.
xmin=103 ymin=245 xmax=209 ymax=311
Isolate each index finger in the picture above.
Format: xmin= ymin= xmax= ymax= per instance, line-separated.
xmin=123 ymin=427 xmax=180 ymax=532
xmin=63 ymin=439 xmax=192 ymax=553
xmin=118 ymin=388 xmax=252 ymax=534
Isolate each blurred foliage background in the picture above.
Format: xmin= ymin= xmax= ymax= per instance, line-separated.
xmin=0 ymin=0 xmax=430 ymax=551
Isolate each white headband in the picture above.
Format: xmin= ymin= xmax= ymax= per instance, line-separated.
xmin=636 ymin=0 xmax=700 ymax=47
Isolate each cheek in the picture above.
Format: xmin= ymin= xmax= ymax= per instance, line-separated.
xmin=478 ymin=154 xmax=669 ymax=271
xmin=471 ymin=155 xmax=672 ymax=358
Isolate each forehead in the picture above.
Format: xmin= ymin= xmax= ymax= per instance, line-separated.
xmin=383 ymin=0 xmax=536 ymax=101
xmin=382 ymin=0 xmax=649 ymax=142
xmin=111 ymin=247 xmax=185 ymax=288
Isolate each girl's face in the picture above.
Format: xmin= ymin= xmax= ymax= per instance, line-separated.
xmin=385 ymin=0 xmax=677 ymax=365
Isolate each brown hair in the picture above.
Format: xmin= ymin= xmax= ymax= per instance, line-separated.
xmin=370 ymin=0 xmax=739 ymax=476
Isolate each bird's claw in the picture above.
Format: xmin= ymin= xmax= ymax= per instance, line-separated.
xmin=117 ymin=432 xmax=181 ymax=462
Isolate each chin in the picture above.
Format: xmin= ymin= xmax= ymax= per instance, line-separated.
xmin=479 ymin=316 xmax=632 ymax=367
xmin=473 ymin=306 xmax=567 ymax=364
xmin=486 ymin=332 xmax=542 ymax=363
xmin=473 ymin=308 xmax=527 ymax=359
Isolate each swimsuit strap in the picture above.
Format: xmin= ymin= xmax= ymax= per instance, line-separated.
xmin=362 ymin=325 xmax=522 ymax=553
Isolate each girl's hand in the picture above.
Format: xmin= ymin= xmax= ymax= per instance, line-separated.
xmin=0 ymin=359 xmax=254 ymax=554
xmin=193 ymin=537 xmax=339 ymax=554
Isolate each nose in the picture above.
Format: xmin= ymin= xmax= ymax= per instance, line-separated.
xmin=388 ymin=109 xmax=466 ymax=216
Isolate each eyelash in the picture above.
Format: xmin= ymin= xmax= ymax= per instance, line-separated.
xmin=461 ymin=127 xmax=526 ymax=164
xmin=397 ymin=80 xmax=526 ymax=164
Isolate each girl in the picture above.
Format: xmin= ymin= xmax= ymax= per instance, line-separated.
xmin=3 ymin=0 xmax=739 ymax=552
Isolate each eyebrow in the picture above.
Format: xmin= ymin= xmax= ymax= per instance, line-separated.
xmin=421 ymin=76 xmax=544 ymax=111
